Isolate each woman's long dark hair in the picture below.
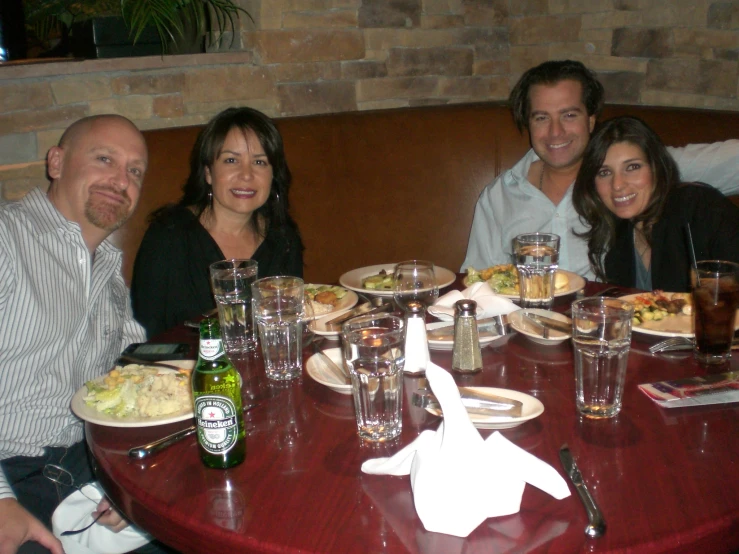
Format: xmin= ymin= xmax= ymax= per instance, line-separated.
xmin=155 ymin=106 xmax=300 ymax=242
xmin=572 ymin=116 xmax=680 ymax=281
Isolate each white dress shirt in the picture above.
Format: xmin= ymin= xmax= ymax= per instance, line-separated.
xmin=0 ymin=188 xmax=146 ymax=499
xmin=462 ymin=141 xmax=739 ymax=279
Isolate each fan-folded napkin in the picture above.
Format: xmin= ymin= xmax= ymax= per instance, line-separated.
xmin=361 ymin=363 xmax=571 ymax=538
xmin=52 ymin=483 xmax=152 ymax=554
xmin=428 ymin=282 xmax=518 ymax=321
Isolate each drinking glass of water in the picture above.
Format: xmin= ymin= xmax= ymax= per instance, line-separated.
xmin=571 ymin=297 xmax=634 ymax=419
xmin=209 ymin=259 xmax=259 ymax=354
xmin=393 ymin=260 xmax=439 ymax=315
xmin=513 ymin=233 xmax=560 ymax=309
xmin=252 ymin=276 xmax=305 ymax=381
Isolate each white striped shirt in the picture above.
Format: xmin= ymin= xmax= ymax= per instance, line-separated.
xmin=0 ymin=188 xmax=146 ymax=499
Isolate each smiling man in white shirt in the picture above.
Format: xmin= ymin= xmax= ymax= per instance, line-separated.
xmin=0 ymin=115 xmax=148 ymax=554
xmin=462 ymin=60 xmax=739 ymax=279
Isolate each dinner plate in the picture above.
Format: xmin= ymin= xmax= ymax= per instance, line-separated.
xmin=425 ymin=321 xmax=510 ymax=351
xmin=306 ymin=348 xmax=352 ymax=395
xmin=495 ymin=270 xmax=586 ymax=300
xmin=339 ymin=263 xmax=456 ymax=297
xmin=423 ymin=387 xmax=544 ymax=430
xmin=306 ymin=284 xmax=358 ymax=320
xmin=70 ymin=360 xmax=195 ymax=428
xmin=508 ymin=309 xmax=572 ymax=345
xmin=619 ymin=292 xmax=739 ymax=338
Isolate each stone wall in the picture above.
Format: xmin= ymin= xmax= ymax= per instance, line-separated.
xmin=1 ymin=0 xmax=737 ymax=199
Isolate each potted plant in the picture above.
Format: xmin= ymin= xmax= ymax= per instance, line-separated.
xmin=23 ymin=0 xmax=250 ymax=58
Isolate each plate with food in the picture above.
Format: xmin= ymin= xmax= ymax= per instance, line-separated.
xmin=71 ymin=361 xmax=195 ymax=428
xmin=620 ymin=291 xmax=739 ymax=338
xmin=423 ymin=387 xmax=544 ymax=430
xmin=305 ymin=284 xmax=358 ymax=319
xmin=463 ymin=264 xmax=585 ymax=299
xmin=339 ymin=263 xmax=456 ymax=297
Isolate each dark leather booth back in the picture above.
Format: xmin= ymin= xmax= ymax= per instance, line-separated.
xmin=112 ymin=103 xmax=739 ymax=285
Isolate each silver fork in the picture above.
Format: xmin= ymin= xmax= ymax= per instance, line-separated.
xmin=648 ymin=336 xmax=692 ymax=353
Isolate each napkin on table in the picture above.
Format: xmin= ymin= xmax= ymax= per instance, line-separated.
xmin=52 ymin=482 xmax=152 ymax=554
xmin=361 ymin=362 xmax=571 ymax=538
xmin=428 ymin=282 xmax=518 ymax=322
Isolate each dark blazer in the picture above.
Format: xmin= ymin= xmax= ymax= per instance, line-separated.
xmin=131 ymin=205 xmax=303 ymax=338
xmin=604 ymin=183 xmax=739 ymax=292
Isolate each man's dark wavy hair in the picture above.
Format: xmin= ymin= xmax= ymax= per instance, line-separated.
xmin=509 ymin=60 xmax=605 ymax=133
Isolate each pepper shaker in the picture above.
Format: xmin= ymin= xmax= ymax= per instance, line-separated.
xmin=403 ymin=300 xmax=429 ymax=375
xmin=452 ymin=299 xmax=482 ymax=373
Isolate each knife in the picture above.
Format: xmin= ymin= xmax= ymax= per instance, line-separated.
xmin=522 ymin=314 xmax=549 ymax=338
xmin=412 ymin=387 xmax=523 ymax=417
xmin=526 ymin=313 xmax=572 ymax=335
xmin=559 ymin=444 xmax=606 ymax=538
xmin=324 ymin=301 xmax=392 ymax=331
xmin=426 ymin=315 xmax=507 ymax=339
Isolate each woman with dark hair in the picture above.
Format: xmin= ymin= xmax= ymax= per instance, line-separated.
xmin=131 ymin=107 xmax=303 ymax=337
xmin=573 ymin=116 xmax=739 ymax=291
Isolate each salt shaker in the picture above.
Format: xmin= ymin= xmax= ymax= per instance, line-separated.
xmin=452 ymin=299 xmax=482 ymax=373
xmin=403 ymin=300 xmax=429 ymax=375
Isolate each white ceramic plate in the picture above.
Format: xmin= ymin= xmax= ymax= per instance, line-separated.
xmin=70 ymin=360 xmax=195 ymax=428
xmin=620 ymin=292 xmax=739 ymax=338
xmin=495 ymin=270 xmax=586 ymax=300
xmin=509 ymin=309 xmax=572 ymax=345
xmin=425 ymin=321 xmax=510 ymax=351
xmin=306 ymin=285 xmax=358 ymax=320
xmin=424 ymin=387 xmax=544 ymax=430
xmin=306 ymin=348 xmax=352 ymax=395
xmin=339 ymin=263 xmax=456 ymax=297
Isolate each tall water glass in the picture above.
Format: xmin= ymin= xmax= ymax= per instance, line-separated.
xmin=252 ymin=276 xmax=305 ymax=381
xmin=209 ymin=259 xmax=258 ymax=354
xmin=342 ymin=314 xmax=405 ymax=442
xmin=572 ymin=297 xmax=634 ymax=419
xmin=691 ymin=260 xmax=739 ymax=367
xmin=514 ymin=233 xmax=560 ymax=309
xmin=393 ymin=260 xmax=439 ymax=315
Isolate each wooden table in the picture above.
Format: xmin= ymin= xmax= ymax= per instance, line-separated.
xmin=86 ymin=282 xmax=739 ymax=553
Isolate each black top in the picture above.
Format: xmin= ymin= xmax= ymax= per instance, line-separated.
xmin=604 ymin=183 xmax=739 ymax=291
xmin=131 ymin=205 xmax=303 ymax=338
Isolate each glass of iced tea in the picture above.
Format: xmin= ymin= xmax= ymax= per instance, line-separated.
xmin=691 ymin=260 xmax=739 ymax=367
xmin=513 ymin=233 xmax=560 ymax=309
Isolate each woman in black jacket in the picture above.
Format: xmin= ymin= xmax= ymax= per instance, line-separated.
xmin=573 ymin=116 xmax=739 ymax=291
xmin=131 ymin=107 xmax=304 ymax=337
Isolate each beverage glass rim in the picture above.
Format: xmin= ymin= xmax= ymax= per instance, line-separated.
xmin=572 ymin=296 xmax=634 ymax=318
xmin=693 ymin=260 xmax=739 ymax=273
xmin=342 ymin=313 xmax=404 ymax=337
xmin=513 ymin=232 xmax=561 ymax=243
xmin=394 ymin=259 xmax=435 ymax=269
xmin=209 ymin=258 xmax=258 ymax=275
xmin=252 ymin=275 xmax=304 ymax=292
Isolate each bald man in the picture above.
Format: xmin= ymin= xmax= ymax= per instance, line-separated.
xmin=0 ymin=115 xmax=148 ymax=553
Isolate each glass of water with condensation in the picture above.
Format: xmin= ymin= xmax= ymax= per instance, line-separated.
xmin=572 ymin=297 xmax=634 ymax=419
xmin=210 ymin=260 xmax=259 ymax=354
xmin=514 ymin=233 xmax=560 ymax=309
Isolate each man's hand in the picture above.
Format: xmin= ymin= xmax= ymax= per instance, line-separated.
xmin=94 ymin=497 xmax=129 ymax=533
xmin=0 ymin=498 xmax=62 ymax=554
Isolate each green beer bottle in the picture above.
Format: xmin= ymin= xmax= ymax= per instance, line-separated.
xmin=192 ymin=318 xmax=246 ymax=469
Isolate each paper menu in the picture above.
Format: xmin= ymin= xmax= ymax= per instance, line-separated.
xmin=638 ymin=371 xmax=739 ymax=408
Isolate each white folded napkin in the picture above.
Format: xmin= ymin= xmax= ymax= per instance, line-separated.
xmin=361 ymin=363 xmax=571 ymax=538
xmin=428 ymin=282 xmax=518 ymax=321
xmin=52 ymin=483 xmax=152 ymax=554
xmin=404 ymin=316 xmax=430 ymax=374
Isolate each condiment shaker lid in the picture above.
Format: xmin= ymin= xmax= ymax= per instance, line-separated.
xmin=454 ymin=299 xmax=477 ymax=317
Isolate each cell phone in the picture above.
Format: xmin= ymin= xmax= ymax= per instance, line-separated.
xmin=121 ymin=343 xmax=191 ymax=361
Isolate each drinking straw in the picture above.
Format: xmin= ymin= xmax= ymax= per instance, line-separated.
xmin=685 ymin=223 xmax=700 ymax=286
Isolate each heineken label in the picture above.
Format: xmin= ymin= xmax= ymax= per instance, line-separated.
xmin=195 ymin=395 xmax=240 ymax=454
xmin=199 ymin=338 xmax=225 ymax=360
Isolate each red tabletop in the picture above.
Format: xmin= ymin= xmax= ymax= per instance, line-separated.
xmin=86 ymin=282 xmax=739 ymax=553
